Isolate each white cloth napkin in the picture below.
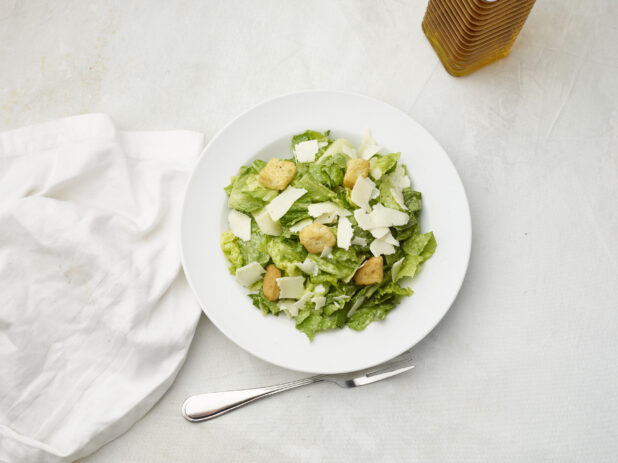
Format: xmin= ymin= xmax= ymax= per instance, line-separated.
xmin=0 ymin=114 xmax=204 ymax=462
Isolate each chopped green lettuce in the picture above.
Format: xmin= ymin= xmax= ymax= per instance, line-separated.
xmin=320 ymin=138 xmax=356 ymax=161
xmin=394 ymin=232 xmax=437 ymax=282
xmin=403 ymin=188 xmax=422 ymax=213
xmin=278 ymin=198 xmax=311 ymax=228
xmin=278 ymin=174 xmax=341 ymax=228
xmin=377 ymin=174 xmax=404 ymax=211
xmin=249 ymin=291 xmax=281 ymax=315
xmin=220 ymin=129 xmax=437 ymax=340
xmin=309 ymin=273 xmax=340 ymax=287
xmin=347 ymin=302 xmax=394 ymax=331
xmin=238 ymin=221 xmax=270 ymax=268
xmin=292 ymin=130 xmax=331 ymax=145
xmin=293 ymin=175 xmax=338 ymax=202
xmin=308 ymin=153 xmax=346 ymax=187
xmin=220 ymin=231 xmax=243 ymax=274
xmin=291 ymin=130 xmax=331 ymax=151
xmin=226 ymin=165 xmax=278 ymax=213
xmin=296 ymin=308 xmax=347 ymax=341
xmin=369 ymin=153 xmax=400 ymax=180
xmin=264 ymin=236 xmax=307 ymax=275
xmin=306 ymin=247 xmax=361 ymax=280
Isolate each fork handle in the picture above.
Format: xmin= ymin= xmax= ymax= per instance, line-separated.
xmin=182 ymin=376 xmax=322 ymax=422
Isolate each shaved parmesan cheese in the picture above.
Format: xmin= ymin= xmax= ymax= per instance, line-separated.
xmin=354 ymin=209 xmax=373 ymax=230
xmin=351 ymin=236 xmax=367 ymax=246
xmin=308 ymin=202 xmax=351 ymax=218
xmin=235 ymin=262 xmax=265 ymax=286
xmin=228 ymin=209 xmax=251 ymax=241
xmin=266 ymin=186 xmax=307 ymax=221
xmin=308 ymin=202 xmax=337 ymax=217
xmin=317 ymin=141 xmax=329 ymax=148
xmin=292 ymin=292 xmax=313 ymax=314
xmin=390 ymin=187 xmax=407 ymax=210
xmin=321 ymin=138 xmax=356 ymax=161
xmin=348 ymin=296 xmax=365 ymax=318
xmin=359 ymin=128 xmax=382 ymax=160
xmin=312 ymin=296 xmax=326 ymax=311
xmin=382 ymin=230 xmax=399 ymax=246
xmin=289 ymin=218 xmax=312 ymax=233
xmin=296 ymin=258 xmax=319 ymax=276
xmin=389 ymin=165 xmax=411 ymax=189
xmin=351 ymin=176 xmax=377 ymax=212
xmin=315 ymin=212 xmax=338 ymax=224
xmin=253 ymin=208 xmax=282 ymax=236
xmin=314 ymin=284 xmax=326 ymax=294
xmin=369 ymin=227 xmax=389 ymax=239
xmin=370 ymin=237 xmax=396 ymax=256
xmin=361 ymin=144 xmax=381 ymax=160
xmin=278 ymin=300 xmax=296 ymax=318
xmin=337 ymin=216 xmax=353 ymax=250
xmin=320 ymin=246 xmax=332 ymax=258
xmin=280 ymin=291 xmax=314 ymax=317
xmin=391 ymin=257 xmax=405 ymax=282
xmin=276 ymin=276 xmax=305 ymax=299
xmin=294 ymin=140 xmax=319 ymax=163
xmin=370 ymin=204 xmax=409 ymax=227
xmin=355 ymin=205 xmax=408 ymax=231
xmin=342 ymin=145 xmax=357 ymax=157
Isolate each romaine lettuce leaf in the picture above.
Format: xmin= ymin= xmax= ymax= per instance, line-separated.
xmin=308 ymin=153 xmax=346 ymax=187
xmin=293 ymin=175 xmax=338 ymax=202
xmin=309 ymin=273 xmax=339 ymax=287
xmin=377 ymin=174 xmax=405 ymax=211
xmin=394 ymin=232 xmax=437 ymax=282
xmin=296 ymin=307 xmax=347 ymax=340
xmin=278 ymin=198 xmax=311 ymax=228
xmin=220 ymin=231 xmax=243 ymax=274
xmin=320 ymin=138 xmax=356 ymax=160
xmin=387 ymin=188 xmax=422 ymax=240
xmin=322 ymin=283 xmax=355 ymax=315
xmin=384 ymin=249 xmax=405 ymax=268
xmin=252 ymin=159 xmax=267 ymax=172
xmin=369 ymin=153 xmax=400 ymax=180
xmin=306 ymin=247 xmax=361 ymax=279
xmin=403 ymin=188 xmax=422 ymax=213
xmin=238 ymin=222 xmax=270 ymax=268
xmin=374 ymin=282 xmax=413 ymax=300
xmin=249 ymin=291 xmax=281 ymax=315
xmin=226 ymin=165 xmax=279 ymax=213
xmin=347 ymin=302 xmax=395 ymax=331
xmin=264 ymin=236 xmax=307 ymax=275
xmin=291 ymin=130 xmax=331 ymax=150
xmin=279 ymin=174 xmax=340 ymax=227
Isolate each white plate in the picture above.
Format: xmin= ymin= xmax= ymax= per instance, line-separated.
xmin=180 ymin=91 xmax=471 ymax=374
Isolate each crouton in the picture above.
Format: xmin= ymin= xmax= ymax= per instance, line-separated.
xmin=353 ymin=256 xmax=383 ymax=285
xmin=343 ymin=158 xmax=370 ymax=189
xmin=258 ymin=158 xmax=297 ymax=190
xmin=299 ymin=222 xmax=336 ymax=254
xmin=263 ymin=264 xmax=282 ymax=301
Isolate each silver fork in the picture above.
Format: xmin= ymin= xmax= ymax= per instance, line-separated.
xmin=182 ymin=353 xmax=414 ymax=422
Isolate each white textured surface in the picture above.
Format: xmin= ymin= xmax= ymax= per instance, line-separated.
xmin=1 ymin=0 xmax=617 ymax=462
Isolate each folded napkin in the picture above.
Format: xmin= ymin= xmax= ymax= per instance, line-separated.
xmin=0 ymin=115 xmax=204 ymax=462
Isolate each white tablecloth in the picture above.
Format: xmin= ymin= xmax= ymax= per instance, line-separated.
xmin=1 ymin=1 xmax=617 ymax=461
